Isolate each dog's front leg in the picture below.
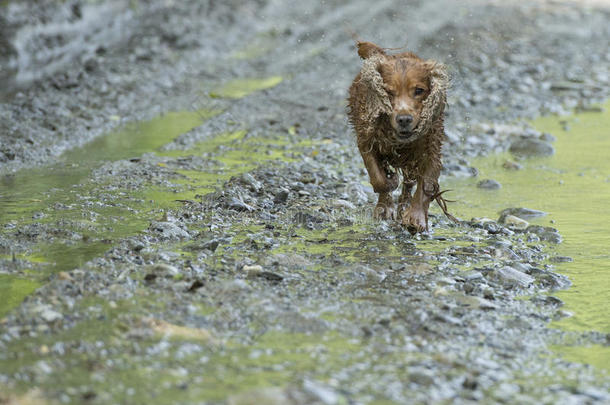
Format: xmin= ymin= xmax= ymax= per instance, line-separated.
xmin=397 ymin=177 xmax=416 ymax=216
xmin=402 ymin=169 xmax=440 ymax=233
xmin=359 ymin=151 xmax=398 ymax=220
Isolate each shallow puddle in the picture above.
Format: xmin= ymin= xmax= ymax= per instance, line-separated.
xmin=0 ymin=111 xmax=212 ymax=315
xmin=0 ymin=112 xmax=313 ymax=318
xmin=443 ymin=101 xmax=610 ymax=369
xmin=209 ymin=76 xmax=283 ymax=99
xmin=0 ymin=110 xmax=214 ymax=224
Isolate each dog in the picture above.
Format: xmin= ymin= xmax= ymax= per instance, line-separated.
xmin=347 ymin=41 xmax=455 ymax=233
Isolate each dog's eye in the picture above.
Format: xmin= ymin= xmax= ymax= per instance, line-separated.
xmin=414 ymin=87 xmax=425 ymax=96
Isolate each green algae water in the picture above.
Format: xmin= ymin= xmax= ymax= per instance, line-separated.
xmin=0 ymin=110 xmax=212 ymax=317
xmin=443 ymin=101 xmax=610 ymax=370
xmin=0 ymin=111 xmax=312 ymax=319
xmin=0 ymin=275 xmax=41 ymax=318
xmin=0 ymin=110 xmax=214 ymax=224
xmin=209 ymin=76 xmax=283 ymax=99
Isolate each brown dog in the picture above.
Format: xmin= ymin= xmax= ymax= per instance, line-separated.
xmin=347 ymin=41 xmax=454 ymax=233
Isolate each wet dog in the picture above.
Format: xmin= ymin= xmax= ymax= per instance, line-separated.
xmin=347 ymin=41 xmax=455 ymax=233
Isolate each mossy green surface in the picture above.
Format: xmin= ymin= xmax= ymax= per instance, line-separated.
xmin=444 ymin=101 xmax=610 ymax=369
xmin=0 ymin=110 xmax=213 ymax=315
xmin=62 ymin=110 xmax=218 ymax=164
xmin=0 ymin=114 xmax=317 ymax=320
xmin=0 ymin=275 xmax=41 ymax=319
xmin=209 ymin=76 xmax=283 ymax=99
xmin=0 ymin=290 xmax=364 ymax=404
xmin=550 ymin=344 xmax=610 ymax=373
xmin=0 ymin=110 xmax=215 ymax=226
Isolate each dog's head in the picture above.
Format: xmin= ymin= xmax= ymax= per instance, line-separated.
xmin=357 ymin=41 xmax=447 ymax=143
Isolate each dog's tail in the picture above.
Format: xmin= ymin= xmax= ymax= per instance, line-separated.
xmin=433 ymin=190 xmax=460 ymax=223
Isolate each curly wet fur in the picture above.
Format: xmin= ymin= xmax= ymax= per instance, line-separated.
xmin=352 ymin=54 xmax=448 ymax=146
xmin=348 ymin=54 xmax=448 ymax=177
xmin=347 ymin=41 xmax=455 ymax=232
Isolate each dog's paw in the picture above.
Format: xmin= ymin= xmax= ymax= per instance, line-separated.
xmin=401 ymin=208 xmax=427 ymax=234
xmin=373 ymin=202 xmax=396 ymax=220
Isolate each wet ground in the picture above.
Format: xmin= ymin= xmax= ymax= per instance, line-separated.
xmin=1 ymin=0 xmax=610 ymax=403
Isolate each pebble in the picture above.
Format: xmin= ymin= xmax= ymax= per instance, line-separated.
xmin=435 ymin=313 xmax=463 ymax=325
xmin=509 ymin=138 xmax=555 ymax=157
xmin=464 ymin=271 xmax=484 ymax=281
xmin=550 ymin=81 xmax=581 ymax=91
xmin=526 ymin=225 xmax=562 ymax=244
xmin=240 ymin=173 xmax=262 ymax=193
xmin=499 ymin=207 xmax=547 ymax=221
xmin=409 ymin=369 xmax=435 ymax=386
xmin=273 ymin=189 xmax=290 ymax=204
xmin=243 ymin=264 xmax=264 ymax=278
xmin=502 ymin=215 xmax=529 ymax=230
xmin=477 ymin=179 xmax=502 ymax=190
xmin=534 ymin=269 xmax=571 ymax=290
xmin=502 ymin=160 xmax=523 ymax=170
xmin=34 ymin=360 xmax=54 ymax=375
xmin=145 ymin=263 xmax=180 ymax=278
xmin=302 ymin=379 xmax=341 ymax=405
xmin=227 ymin=197 xmax=255 ymax=212
xmin=489 ymin=266 xmax=535 ymax=288
xmin=332 ymin=199 xmax=356 ymax=210
xmin=148 ymin=221 xmax=190 ymax=240
xmin=553 ymin=310 xmax=574 ymax=320
xmin=34 ymin=305 xmax=63 ymax=323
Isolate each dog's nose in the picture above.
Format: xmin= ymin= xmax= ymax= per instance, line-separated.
xmin=396 ymin=114 xmax=413 ymax=128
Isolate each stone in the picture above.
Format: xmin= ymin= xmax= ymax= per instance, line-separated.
xmin=273 ymin=188 xmax=290 ymax=204
xmin=477 ymin=179 xmax=502 ymax=190
xmin=34 ymin=305 xmax=63 ymax=322
xmin=499 ymin=207 xmax=547 ymax=222
xmin=302 ymin=379 xmax=340 ymax=405
xmin=148 ymin=221 xmax=190 ymax=240
xmin=408 ymin=369 xmax=435 ymax=386
xmin=332 ymin=199 xmax=356 ymax=210
xmin=526 ymin=225 xmax=562 ymax=244
xmin=145 ymin=263 xmax=180 ymax=278
xmin=503 ymin=215 xmax=529 ymax=230
xmin=240 ymin=173 xmax=262 ymax=193
xmin=227 ymin=197 xmax=255 ymax=212
xmin=502 ymin=160 xmax=523 ymax=170
xmin=464 ymin=271 xmax=484 ymax=281
xmin=509 ymin=138 xmax=555 ymax=157
xmin=243 ymin=264 xmax=263 ymax=273
xmin=489 ymin=266 xmax=535 ymax=288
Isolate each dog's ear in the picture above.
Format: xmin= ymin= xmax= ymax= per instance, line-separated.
xmin=424 ymin=60 xmax=448 ymax=88
xmin=357 ymin=41 xmax=386 ymax=59
xmin=416 ymin=60 xmax=448 ymax=136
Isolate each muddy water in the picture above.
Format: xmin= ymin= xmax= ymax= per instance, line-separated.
xmin=444 ymin=101 xmax=610 ymax=369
